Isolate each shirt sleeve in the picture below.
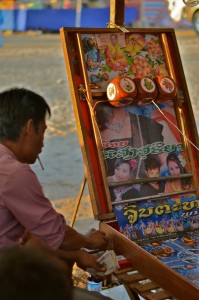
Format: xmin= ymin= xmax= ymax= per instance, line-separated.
xmin=2 ymin=165 xmax=67 ymax=250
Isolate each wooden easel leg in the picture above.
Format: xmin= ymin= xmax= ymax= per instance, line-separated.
xmin=70 ymin=175 xmax=87 ymax=228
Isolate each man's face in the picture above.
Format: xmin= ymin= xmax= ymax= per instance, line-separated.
xmin=110 ymin=35 xmax=118 ymax=46
xmin=146 ymin=167 xmax=160 ymax=178
xmin=23 ymin=119 xmax=47 ymax=164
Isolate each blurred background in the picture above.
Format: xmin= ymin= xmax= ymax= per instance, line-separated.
xmin=0 ymin=0 xmax=198 ymax=31
xmin=0 ymin=1 xmax=198 ymax=217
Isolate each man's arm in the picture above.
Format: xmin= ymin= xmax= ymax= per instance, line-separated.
xmin=25 ymin=234 xmax=106 ymax=273
xmin=60 ymin=226 xmax=108 ymax=251
xmin=5 ymin=166 xmax=108 ymax=252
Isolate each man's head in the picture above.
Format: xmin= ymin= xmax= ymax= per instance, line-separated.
xmin=0 ymin=87 xmax=51 ymax=164
xmin=0 ymin=247 xmax=73 ymax=300
xmin=144 ymin=156 xmax=161 ymax=178
xmin=110 ymin=33 xmax=118 ymax=46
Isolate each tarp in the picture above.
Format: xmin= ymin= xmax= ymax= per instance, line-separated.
xmin=1 ymin=10 xmax=14 ymax=30
xmin=26 ymin=9 xmax=76 ymax=31
xmin=0 ymin=8 xmax=139 ymax=32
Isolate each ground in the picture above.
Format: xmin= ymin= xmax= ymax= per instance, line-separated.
xmin=0 ymin=29 xmax=199 ymax=288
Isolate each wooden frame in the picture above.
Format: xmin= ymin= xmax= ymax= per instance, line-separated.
xmin=60 ymin=27 xmax=199 ymax=298
xmin=60 ymin=27 xmax=199 ymax=220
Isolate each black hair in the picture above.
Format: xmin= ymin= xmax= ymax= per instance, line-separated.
xmin=95 ymin=102 xmax=114 ymax=131
xmin=144 ymin=156 xmax=161 ymax=171
xmin=0 ymin=247 xmax=73 ymax=300
xmin=166 ymin=152 xmax=185 ymax=174
xmin=114 ymin=158 xmax=131 ymax=169
xmin=82 ymin=37 xmax=97 ymax=53
xmin=0 ymin=87 xmax=51 ymax=142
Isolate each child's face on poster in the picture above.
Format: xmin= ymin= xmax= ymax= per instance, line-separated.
xmin=146 ymin=167 xmax=160 ymax=178
xmin=115 ymin=163 xmax=131 ymax=181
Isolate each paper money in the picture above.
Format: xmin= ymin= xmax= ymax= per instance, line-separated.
xmin=97 ymin=250 xmax=120 ymax=275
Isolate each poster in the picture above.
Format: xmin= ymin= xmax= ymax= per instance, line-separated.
xmin=96 ymin=101 xmax=192 ymax=202
xmin=142 ymin=232 xmax=199 ymax=287
xmin=81 ymin=32 xmax=168 ymax=90
xmin=114 ymin=193 xmax=199 ymax=244
xmin=81 ymin=32 xmax=193 ymax=202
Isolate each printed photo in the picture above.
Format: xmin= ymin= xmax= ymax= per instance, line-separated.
xmin=142 ymin=233 xmax=199 ymax=287
xmin=81 ymin=32 xmax=168 ymax=91
xmin=114 ymin=193 xmax=199 ymax=244
xmin=95 ymin=100 xmax=191 ymax=201
xmin=81 ymin=32 xmax=193 ymax=202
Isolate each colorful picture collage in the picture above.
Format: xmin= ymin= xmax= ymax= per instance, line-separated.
xmin=81 ymin=32 xmax=192 ymax=202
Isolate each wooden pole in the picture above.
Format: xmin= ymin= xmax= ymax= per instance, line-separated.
xmin=70 ymin=175 xmax=86 ymax=228
xmin=110 ymin=0 xmax=125 ymax=27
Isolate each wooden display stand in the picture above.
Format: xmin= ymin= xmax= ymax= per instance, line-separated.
xmin=101 ymin=222 xmax=199 ymax=300
xmin=60 ymin=26 xmax=199 ymax=299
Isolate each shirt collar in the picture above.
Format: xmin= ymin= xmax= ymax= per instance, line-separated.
xmin=0 ymin=143 xmax=18 ymax=160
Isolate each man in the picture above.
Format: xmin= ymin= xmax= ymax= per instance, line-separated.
xmin=0 ymin=247 xmax=73 ymax=300
xmin=0 ymin=87 xmax=108 ymax=272
xmin=0 ymin=246 xmax=112 ymax=300
xmin=106 ymin=34 xmax=128 ymax=72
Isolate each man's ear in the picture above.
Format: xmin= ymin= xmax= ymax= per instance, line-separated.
xmin=22 ymin=119 xmax=34 ymax=136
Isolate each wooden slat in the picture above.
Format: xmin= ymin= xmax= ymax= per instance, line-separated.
xmin=60 ymin=30 xmax=100 ymax=216
xmin=117 ymin=271 xmax=146 ymax=284
xmin=76 ymin=33 xmax=113 ymax=214
xmin=129 ymin=281 xmax=159 ymax=293
xmin=61 ymin=28 xmax=177 ymax=34
xmin=109 ymin=173 xmax=193 ymax=187
xmin=97 ymin=212 xmax=116 ymax=221
xmin=115 ymin=267 xmax=135 ymax=275
xmin=142 ymin=290 xmax=172 ymax=300
xmin=160 ymin=33 xmax=199 ymax=197
xmin=111 ymin=189 xmax=196 ymax=206
xmin=115 ymin=267 xmax=173 ymax=300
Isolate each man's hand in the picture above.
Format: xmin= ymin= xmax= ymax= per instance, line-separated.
xmin=85 ymin=229 xmax=108 ymax=250
xmin=76 ymin=249 xmax=106 ymax=273
xmin=60 ymin=226 xmax=108 ymax=251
